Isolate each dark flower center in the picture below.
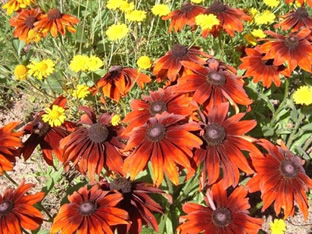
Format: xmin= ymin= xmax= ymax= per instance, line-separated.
xmin=146 ymin=123 xmax=166 ymax=142
xmin=171 ymin=44 xmax=188 ymax=59
xmin=149 ymin=101 xmax=167 ymax=116
xmin=203 ymin=124 xmax=226 ymax=146
xmin=109 ymin=65 xmax=122 ymax=73
xmin=207 ymin=71 xmax=226 ymax=86
xmin=25 ymin=16 xmax=36 ymax=28
xmin=0 ymin=201 xmax=13 ymax=216
xmin=34 ymin=118 xmax=50 ymax=137
xmin=209 ymin=1 xmax=226 ymax=13
xmin=47 ymin=8 xmax=62 ymax=20
xmin=79 ymin=202 xmax=97 ymax=216
xmin=88 ymin=123 xmax=109 ymax=143
xmin=264 ymin=59 xmax=274 ymax=66
xmin=295 ymin=7 xmax=309 ymax=18
xmin=280 ymin=160 xmax=298 ymax=178
xmin=109 ymin=177 xmax=132 ymax=194
xmin=284 ymin=36 xmax=299 ymax=50
xmin=181 ymin=2 xmax=194 ymax=13
xmin=212 ymin=208 xmax=232 ymax=227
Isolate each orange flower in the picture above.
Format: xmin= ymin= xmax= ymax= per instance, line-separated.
xmin=162 ymin=2 xmax=205 ymax=33
xmin=95 ymin=65 xmax=151 ymax=102
xmin=9 ymin=8 xmax=42 ymax=41
xmin=0 ymin=122 xmax=23 ymax=175
xmin=34 ymin=8 xmax=79 ymax=38
xmin=247 ymin=139 xmax=312 ymax=220
xmin=51 ymin=185 xmax=129 ymax=234
xmin=0 ymin=180 xmax=45 ymax=234
xmin=285 ymin=0 xmax=312 ymax=7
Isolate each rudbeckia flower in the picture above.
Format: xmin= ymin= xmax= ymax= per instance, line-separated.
xmin=123 ymin=112 xmax=202 ymax=187
xmin=0 ymin=122 xmax=23 ymax=175
xmin=0 ymin=180 xmax=45 ymax=233
xmin=286 ymin=0 xmax=312 ymax=7
xmin=178 ymin=181 xmax=264 ymax=233
xmin=247 ymin=139 xmax=312 ymax=219
xmin=2 ymin=0 xmax=35 ymax=15
xmin=51 ymin=185 xmax=129 ymax=234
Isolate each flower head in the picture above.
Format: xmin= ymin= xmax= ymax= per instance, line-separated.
xmin=126 ymin=10 xmax=147 ymax=22
xmin=119 ymin=1 xmax=134 ymax=12
xmin=14 ymin=64 xmax=28 ymax=80
xmin=27 ymin=59 xmax=55 ymax=80
xmin=42 ymin=105 xmax=66 ymax=127
xmin=69 ymin=55 xmax=89 ymax=72
xmin=251 ymin=29 xmax=266 ymax=38
xmin=263 ymin=0 xmax=280 ymax=8
xmin=270 ymin=219 xmax=286 ymax=234
xmin=2 ymin=0 xmax=36 ymax=15
xmin=152 ymin=4 xmax=170 ymax=17
xmin=293 ymin=86 xmax=312 ymax=105
xmin=26 ymin=29 xmax=42 ymax=44
xmin=107 ymin=0 xmax=122 ymax=10
xmin=244 ymin=33 xmax=257 ymax=45
xmin=195 ymin=14 xmax=220 ymax=30
xmin=72 ymin=84 xmax=91 ymax=99
xmin=137 ymin=55 xmax=152 ymax=69
xmin=106 ymin=23 xmax=129 ymax=41
xmin=87 ymin=55 xmax=104 ymax=71
xmin=191 ymin=0 xmax=203 ymax=3
xmin=254 ymin=10 xmax=276 ymax=25
xmin=111 ymin=114 xmax=121 ymax=126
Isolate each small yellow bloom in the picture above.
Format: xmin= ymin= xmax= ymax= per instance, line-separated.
xmin=195 ymin=14 xmax=220 ymax=30
xmin=111 ymin=114 xmax=121 ymax=126
xmin=2 ymin=0 xmax=35 ymax=15
xmin=42 ymin=105 xmax=66 ymax=127
xmin=191 ymin=0 xmax=203 ymax=3
xmin=137 ymin=56 xmax=152 ymax=69
xmin=119 ymin=1 xmax=134 ymax=12
xmin=126 ymin=10 xmax=147 ymax=22
xmin=14 ymin=65 xmax=28 ymax=80
xmin=107 ymin=0 xmax=122 ymax=10
xmin=263 ymin=0 xmax=280 ymax=8
xmin=251 ymin=29 xmax=266 ymax=38
xmin=293 ymin=86 xmax=312 ymax=105
xmin=152 ymin=4 xmax=170 ymax=17
xmin=270 ymin=219 xmax=286 ymax=234
xmin=250 ymin=8 xmax=260 ymax=17
xmin=26 ymin=29 xmax=42 ymax=44
xmin=254 ymin=10 xmax=276 ymax=25
xmin=87 ymin=56 xmax=104 ymax=71
xmin=106 ymin=23 xmax=129 ymax=41
xmin=27 ymin=59 xmax=55 ymax=80
xmin=244 ymin=34 xmax=257 ymax=46
xmin=72 ymin=84 xmax=91 ymax=99
xmin=69 ymin=55 xmax=89 ymax=72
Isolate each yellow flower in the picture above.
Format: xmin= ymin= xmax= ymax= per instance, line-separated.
xmin=42 ymin=105 xmax=66 ymax=127
xmin=72 ymin=84 xmax=91 ymax=99
xmin=2 ymin=0 xmax=35 ymax=15
xmin=26 ymin=29 xmax=42 ymax=44
xmin=69 ymin=55 xmax=89 ymax=72
xmin=263 ymin=0 xmax=280 ymax=8
xmin=119 ymin=1 xmax=134 ymax=12
xmin=111 ymin=114 xmax=121 ymax=126
xmin=87 ymin=56 xmax=104 ymax=71
xmin=250 ymin=8 xmax=259 ymax=18
xmin=244 ymin=34 xmax=257 ymax=46
xmin=251 ymin=29 xmax=266 ymax=38
xmin=254 ymin=10 xmax=276 ymax=25
xmin=106 ymin=23 xmax=129 ymax=41
xmin=126 ymin=10 xmax=147 ymax=22
xmin=152 ymin=4 xmax=170 ymax=17
xmin=293 ymin=86 xmax=312 ymax=105
xmin=14 ymin=65 xmax=28 ymax=80
xmin=137 ymin=56 xmax=152 ymax=69
xmin=27 ymin=59 xmax=55 ymax=80
xmin=107 ymin=0 xmax=122 ymax=10
xmin=270 ymin=219 xmax=286 ymax=234
xmin=191 ymin=0 xmax=203 ymax=3
xmin=195 ymin=14 xmax=220 ymax=30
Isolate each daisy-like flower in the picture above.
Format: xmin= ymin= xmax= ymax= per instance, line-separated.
xmin=107 ymin=0 xmax=122 ymax=10
xmin=51 ymin=185 xmax=129 ymax=234
xmin=153 ymin=44 xmax=210 ymax=83
xmin=244 ymin=33 xmax=257 ymax=46
xmin=2 ymin=0 xmax=35 ymax=15
xmin=152 ymin=4 xmax=170 ymax=17
xmin=0 ymin=180 xmax=45 ymax=233
xmin=123 ymin=112 xmax=202 ymax=187
xmin=34 ymin=8 xmax=79 ymax=38
xmin=275 ymin=7 xmax=312 ymax=32
xmin=254 ymin=10 xmax=276 ymax=25
xmin=9 ymin=8 xmax=42 ymax=42
xmin=106 ymin=23 xmax=129 ymax=41
xmin=122 ymin=87 xmax=194 ymax=136
xmin=263 ymin=0 xmax=280 ymax=8
xmin=60 ymin=107 xmax=125 ymax=180
xmin=247 ymin=139 xmax=312 ymax=219
xmin=72 ymin=84 xmax=91 ymax=99
xmin=239 ymin=46 xmax=288 ymax=88
xmin=175 ymin=58 xmax=252 ymax=110
xmin=69 ymin=55 xmax=89 ymax=72
xmin=202 ymin=1 xmax=251 ymax=37
xmin=251 ymin=29 xmax=266 ymax=38
xmin=162 ymin=2 xmax=205 ymax=33
xmin=178 ymin=181 xmax=264 ymax=233
xmin=119 ymin=1 xmax=134 ymax=13
xmin=111 ymin=114 xmax=121 ymax=126
xmin=193 ymin=102 xmax=259 ymax=189
xmin=27 ymin=59 xmax=55 ymax=80
xmin=137 ymin=55 xmax=152 ymax=69
xmin=95 ymin=65 xmax=151 ymax=102
xmin=195 ymin=14 xmax=220 ymax=30
xmin=293 ymin=86 xmax=312 ymax=105
xmin=286 ymin=0 xmax=312 ymax=7
xmin=100 ymin=177 xmax=167 ymax=234
xmin=126 ymin=10 xmax=147 ymax=22
xmin=42 ymin=105 xmax=66 ymax=127
xmin=14 ymin=64 xmax=28 ymax=80
xmin=0 ymin=122 xmax=23 ymax=175
xmin=25 ymin=28 xmax=42 ymax=44
xmin=87 ymin=55 xmax=104 ymax=71
xmin=270 ymin=219 xmax=286 ymax=234
xmin=258 ymin=28 xmax=312 ymax=75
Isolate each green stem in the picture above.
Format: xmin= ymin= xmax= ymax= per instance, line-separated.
xmin=3 ymin=171 xmax=18 ymax=186
xmin=165 ymin=175 xmax=174 ymax=195
xmin=79 ymin=0 xmax=89 ymax=54
xmin=286 ymin=112 xmax=305 ymax=149
xmin=303 ymin=136 xmax=312 ymax=152
xmin=270 ymin=79 xmax=289 ymax=126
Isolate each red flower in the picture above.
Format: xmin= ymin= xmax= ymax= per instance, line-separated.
xmin=178 ymin=181 xmax=263 ymax=234
xmin=193 ymin=102 xmax=260 ymax=189
xmin=60 ymin=107 xmax=124 ymax=180
xmin=202 ymin=1 xmax=251 ymax=37
xmin=0 ymin=122 xmax=23 ymax=175
xmin=153 ymin=44 xmax=210 ymax=83
xmin=239 ymin=46 xmax=288 ymax=88
xmin=258 ymin=28 xmax=312 ymax=75
xmin=123 ymin=112 xmax=202 ymax=187
xmin=162 ymin=2 xmax=205 ymax=33
xmin=0 ymin=180 xmax=45 ymax=233
xmin=51 ymin=185 xmax=129 ymax=234
xmin=247 ymin=139 xmax=312 ymax=220
xmin=95 ymin=65 xmax=151 ymax=102
xmin=285 ymin=0 xmax=312 ymax=7
xmin=122 ymin=87 xmax=194 ymax=136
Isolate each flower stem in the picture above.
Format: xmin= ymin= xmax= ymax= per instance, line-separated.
xmin=270 ymin=79 xmax=289 ymax=126
xmin=3 ymin=171 xmax=18 ymax=186
xmin=286 ymin=112 xmax=305 ymax=149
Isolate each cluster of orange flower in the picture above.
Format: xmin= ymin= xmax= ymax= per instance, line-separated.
xmin=2 ymin=0 xmax=312 ymax=233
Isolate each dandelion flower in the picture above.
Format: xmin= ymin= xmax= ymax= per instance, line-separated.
xmin=126 ymin=10 xmax=147 ymax=22
xmin=270 ymin=219 xmax=286 ymax=234
xmin=152 ymin=4 xmax=170 ymax=17
xmin=137 ymin=55 xmax=152 ymax=69
xmin=2 ymin=0 xmax=36 ymax=15
xmin=195 ymin=14 xmax=220 ymax=30
xmin=27 ymin=59 xmax=55 ymax=80
xmin=254 ymin=10 xmax=276 ymax=25
xmin=72 ymin=84 xmax=90 ymax=99
xmin=119 ymin=1 xmax=134 ymax=12
xmin=69 ymin=55 xmax=89 ymax=72
xmin=111 ymin=114 xmax=121 ymax=126
xmin=106 ymin=23 xmax=129 ymax=41
xmin=42 ymin=105 xmax=66 ymax=127
xmin=293 ymin=86 xmax=312 ymax=105
xmin=87 ymin=55 xmax=104 ymax=71
xmin=14 ymin=64 xmax=28 ymax=80
xmin=263 ymin=0 xmax=280 ymax=8
xmin=251 ymin=29 xmax=266 ymax=38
